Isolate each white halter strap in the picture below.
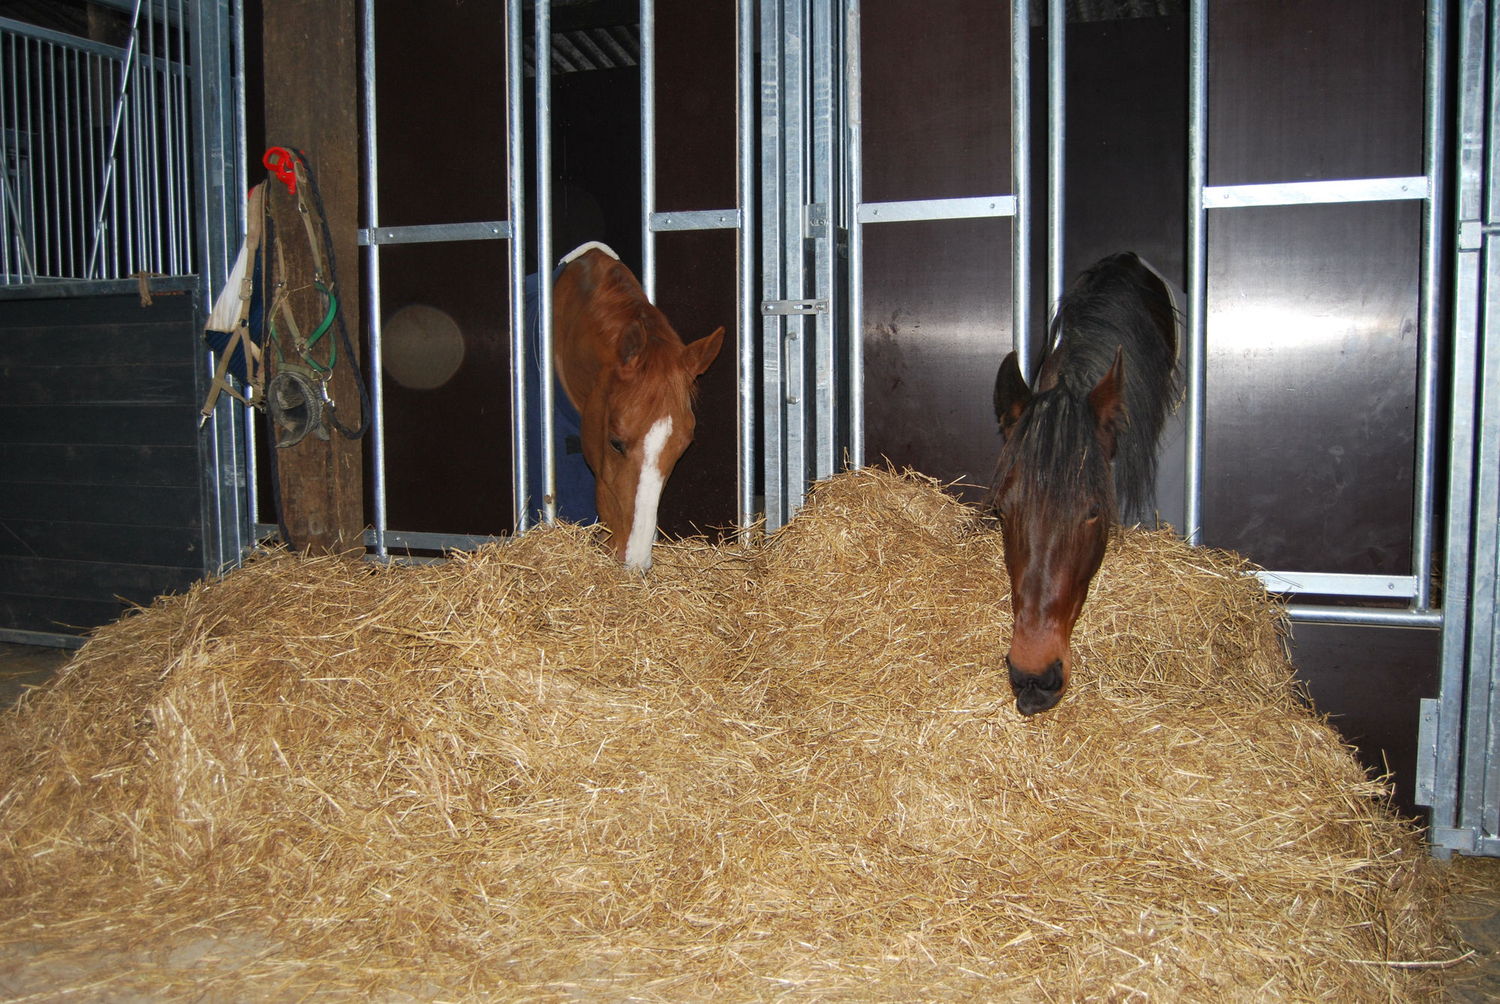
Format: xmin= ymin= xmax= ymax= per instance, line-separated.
xmin=558 ymin=241 xmax=620 ymax=267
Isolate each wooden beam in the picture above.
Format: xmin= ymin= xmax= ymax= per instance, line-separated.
xmin=260 ymin=0 xmax=365 ymax=555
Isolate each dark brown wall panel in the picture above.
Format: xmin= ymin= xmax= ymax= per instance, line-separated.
xmin=0 ymin=293 xmax=205 ymax=637
xmin=860 ymin=3 xmax=1012 ymax=204
xmin=1208 ymin=0 xmax=1424 ymax=186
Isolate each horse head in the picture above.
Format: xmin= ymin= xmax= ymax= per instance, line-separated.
xmin=580 ymin=315 xmax=723 ymax=570
xmin=991 ymin=347 xmax=1125 ymax=715
xmin=553 ymin=247 xmax=723 ymax=572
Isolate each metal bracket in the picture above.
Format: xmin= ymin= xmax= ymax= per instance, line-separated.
xmin=1458 ymin=220 xmax=1500 ymax=251
xmin=1430 ymin=825 xmax=1480 ymax=854
xmin=1415 ymin=697 xmax=1438 ymax=807
xmin=806 ymin=202 xmax=829 ymax=238
xmin=762 ymin=299 xmax=828 ymax=315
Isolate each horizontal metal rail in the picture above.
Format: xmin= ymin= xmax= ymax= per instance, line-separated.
xmin=648 ymin=208 xmax=742 ymax=231
xmin=358 ymin=221 xmax=513 ymax=245
xmin=1203 ymin=175 xmax=1429 ymax=209
xmin=856 ymin=194 xmax=1017 ymax=224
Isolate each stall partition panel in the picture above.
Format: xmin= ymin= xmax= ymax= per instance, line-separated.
xmin=650 ymin=0 xmax=743 ymax=540
xmin=354 ymin=0 xmax=748 ymax=550
xmin=1201 ymin=0 xmax=1426 ymax=578
xmin=847 ymin=1 xmax=1019 ymax=510
xmin=360 ymin=0 xmax=517 ymax=544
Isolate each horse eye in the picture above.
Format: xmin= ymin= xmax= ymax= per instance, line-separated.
xmin=1085 ymin=505 xmax=1101 ymax=523
xmin=609 ymin=437 xmax=626 ymax=456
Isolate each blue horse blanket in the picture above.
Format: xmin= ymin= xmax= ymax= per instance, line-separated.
xmin=522 ymin=264 xmax=599 ymax=526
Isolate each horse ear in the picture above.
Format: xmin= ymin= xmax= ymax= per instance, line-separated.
xmin=993 ymin=351 xmax=1031 ymax=438
xmin=683 ymin=326 xmax=725 ymax=378
xmin=617 ymin=322 xmax=647 ymax=371
xmin=1088 ymin=347 xmax=1126 ymax=459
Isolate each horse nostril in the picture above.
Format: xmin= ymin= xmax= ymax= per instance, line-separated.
xmin=1006 ymin=656 xmax=1066 ymax=716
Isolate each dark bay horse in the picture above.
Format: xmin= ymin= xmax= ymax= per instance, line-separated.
xmin=549 ymin=243 xmax=724 ymax=571
xmin=990 ymin=252 xmax=1180 ymax=715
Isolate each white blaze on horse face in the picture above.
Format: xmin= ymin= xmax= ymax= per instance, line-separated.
xmin=624 ymin=415 xmax=673 ymax=571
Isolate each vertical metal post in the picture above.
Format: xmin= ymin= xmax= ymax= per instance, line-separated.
xmin=640 ymin=0 xmax=656 ymax=298
xmin=535 ymin=0 xmax=557 ymax=525
xmin=1463 ymin=0 xmax=1500 ymax=840
xmin=87 ymin=0 xmax=142 ymax=280
xmin=737 ymin=0 xmax=758 ymax=531
xmin=1047 ymin=0 xmax=1065 ymax=316
xmin=1011 ymin=0 xmax=1032 ymax=376
xmin=507 ymin=0 xmax=529 ymax=534
xmin=359 ymin=0 xmax=388 ymax=559
xmin=810 ymin=0 xmax=837 ymax=481
xmin=1412 ymin=0 xmax=1447 ymax=611
xmin=1428 ymin=0 xmax=1488 ymax=852
xmin=759 ymin=0 xmax=791 ymax=529
xmin=190 ymin=0 xmax=250 ymax=573
xmin=1184 ymin=0 xmax=1208 ymax=546
xmin=845 ymin=0 xmax=865 ymax=469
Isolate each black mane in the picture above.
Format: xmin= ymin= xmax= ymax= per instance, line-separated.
xmin=1003 ymin=252 xmax=1180 ymax=524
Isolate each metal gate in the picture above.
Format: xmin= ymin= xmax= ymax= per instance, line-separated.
xmin=213 ymin=0 xmax=1500 ymax=853
xmin=1419 ymin=0 xmax=1500 ymax=857
xmin=762 ymin=0 xmax=1500 ymax=855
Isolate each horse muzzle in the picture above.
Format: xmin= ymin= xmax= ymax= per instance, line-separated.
xmin=1007 ymin=656 xmax=1066 ymax=716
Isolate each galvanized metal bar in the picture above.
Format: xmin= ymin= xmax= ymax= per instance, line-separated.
xmin=856 ymin=195 xmax=1017 ymax=224
xmin=1430 ymin=0 xmax=1495 ymax=845
xmin=781 ymin=0 xmax=809 ymax=514
xmin=20 ymin=34 xmax=37 ymax=280
xmin=227 ymin=0 xmax=254 ymax=560
xmin=1256 ymin=571 xmax=1420 ymax=599
xmin=0 ymin=628 xmax=85 ymax=650
xmin=535 ymin=0 xmax=557 ymax=525
xmin=1184 ymin=0 xmax=1207 ymax=547
xmin=360 ymin=0 xmax=387 ymax=560
xmin=1477 ymin=8 xmax=1500 ymax=836
xmin=1047 ymin=0 xmax=1064 ymax=315
xmin=640 ymin=0 xmax=656 ymax=298
xmin=1 ymin=33 xmax=11 ymax=280
xmin=359 ymin=221 xmax=513 ymax=245
xmin=64 ymin=43 xmax=80 ymax=278
xmin=1285 ymin=606 xmax=1443 ymax=629
xmin=47 ymin=39 xmax=62 ymax=277
xmin=845 ymin=0 xmax=865 ymax=470
xmin=144 ymin=11 xmax=161 ymax=275
xmin=188 ymin=0 xmax=250 ymax=573
xmin=171 ymin=0 xmax=189 ymax=274
xmin=1203 ymin=176 xmax=1429 ymax=209
xmin=810 ymin=0 xmax=836 ymax=481
xmin=1412 ymin=0 xmax=1448 ymax=614
xmin=1011 ymin=0 xmax=1032 ymax=379
xmin=362 ymin=528 xmax=500 ymax=552
xmin=1466 ymin=241 xmax=1500 ymax=834
xmin=86 ymin=0 xmax=141 ymax=280
xmin=0 ymin=15 xmax=124 ymax=56
xmin=509 ymin=0 xmax=530 ymax=533
xmin=737 ymin=0 xmax=756 ymax=535
xmin=648 ymin=208 xmax=741 ymax=231
xmin=759 ymin=0 xmax=788 ymax=530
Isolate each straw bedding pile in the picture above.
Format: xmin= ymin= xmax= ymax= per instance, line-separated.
xmin=0 ymin=467 xmax=1467 ymax=999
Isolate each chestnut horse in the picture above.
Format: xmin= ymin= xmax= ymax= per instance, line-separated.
xmin=990 ymin=252 xmax=1180 ymax=715
xmin=549 ymin=243 xmax=724 ymax=571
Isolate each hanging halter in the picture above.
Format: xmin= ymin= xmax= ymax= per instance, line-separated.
xmin=199 ymin=148 xmax=370 ymax=448
xmin=262 ymin=147 xmax=369 ymax=447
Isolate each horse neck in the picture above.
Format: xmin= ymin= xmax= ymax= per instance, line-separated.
xmin=1047 ymin=339 xmax=1168 ymax=522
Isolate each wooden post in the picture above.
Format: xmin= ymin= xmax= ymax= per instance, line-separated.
xmin=260 ymin=0 xmax=365 ymax=555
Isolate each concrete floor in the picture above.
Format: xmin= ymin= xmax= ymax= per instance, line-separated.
xmin=2 ymin=640 xmax=1499 ymax=998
